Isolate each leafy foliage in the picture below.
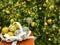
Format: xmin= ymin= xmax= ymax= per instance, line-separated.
xmin=0 ymin=0 xmax=60 ymax=45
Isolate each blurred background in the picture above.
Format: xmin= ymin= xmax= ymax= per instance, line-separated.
xmin=0 ymin=0 xmax=60 ymax=45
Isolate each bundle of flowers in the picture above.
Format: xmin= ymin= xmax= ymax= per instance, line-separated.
xmin=0 ymin=22 xmax=34 ymax=45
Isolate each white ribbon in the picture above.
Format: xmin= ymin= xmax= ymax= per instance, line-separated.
xmin=12 ymin=41 xmax=17 ymax=45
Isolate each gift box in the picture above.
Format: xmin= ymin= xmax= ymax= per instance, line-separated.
xmin=0 ymin=32 xmax=35 ymax=45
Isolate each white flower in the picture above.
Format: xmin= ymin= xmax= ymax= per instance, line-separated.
xmin=15 ymin=30 xmax=21 ymax=36
xmin=27 ymin=17 xmax=32 ymax=23
xmin=23 ymin=27 xmax=29 ymax=31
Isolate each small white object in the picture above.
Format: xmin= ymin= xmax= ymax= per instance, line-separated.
xmin=27 ymin=17 xmax=32 ymax=23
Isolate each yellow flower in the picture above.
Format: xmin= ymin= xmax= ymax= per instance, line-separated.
xmin=44 ymin=22 xmax=48 ymax=26
xmin=6 ymin=10 xmax=10 ymax=14
xmin=48 ymin=38 xmax=51 ymax=41
xmin=47 ymin=19 xmax=52 ymax=24
xmin=14 ymin=23 xmax=19 ymax=29
xmin=7 ymin=32 xmax=14 ymax=36
xmin=2 ymin=27 xmax=9 ymax=34
xmin=9 ymin=25 xmax=16 ymax=32
xmin=49 ymin=5 xmax=55 ymax=11
xmin=10 ymin=19 xmax=14 ymax=23
xmin=31 ymin=22 xmax=36 ymax=27
xmin=46 ymin=0 xmax=49 ymax=3
xmin=43 ymin=3 xmax=47 ymax=7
